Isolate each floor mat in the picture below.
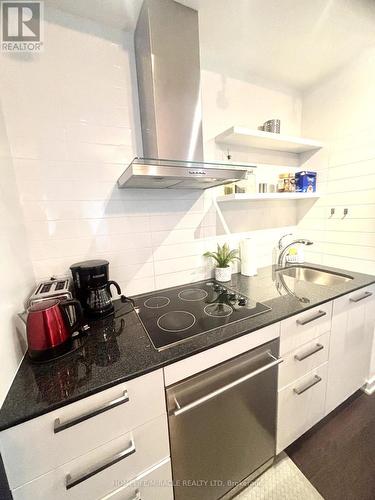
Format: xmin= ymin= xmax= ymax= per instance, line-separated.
xmin=235 ymin=453 xmax=323 ymax=500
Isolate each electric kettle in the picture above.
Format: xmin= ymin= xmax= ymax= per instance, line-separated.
xmin=26 ymin=299 xmax=83 ymax=362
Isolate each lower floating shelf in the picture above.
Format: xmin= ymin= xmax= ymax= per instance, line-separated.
xmin=216 ymin=192 xmax=320 ymax=202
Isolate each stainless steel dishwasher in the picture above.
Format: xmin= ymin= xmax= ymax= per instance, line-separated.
xmin=166 ymin=339 xmax=281 ymax=500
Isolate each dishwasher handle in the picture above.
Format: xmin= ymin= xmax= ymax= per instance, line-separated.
xmin=172 ymin=352 xmax=283 ymax=417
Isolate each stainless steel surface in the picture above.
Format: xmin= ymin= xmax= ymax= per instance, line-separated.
xmin=296 ymin=310 xmax=327 ymax=326
xmin=54 ymin=391 xmax=129 ymax=433
xmin=172 ymin=352 xmax=283 ymax=417
xmin=220 ymin=458 xmax=274 ymax=500
xmin=278 ymin=233 xmax=293 ymax=250
xmin=119 ymin=0 xmax=251 ymax=189
xmin=263 ymin=119 xmax=281 ymax=133
xmin=65 ymin=440 xmax=136 ymax=489
xmin=135 ymin=0 xmax=203 ymax=162
xmin=349 ymin=291 xmax=373 ymax=302
xmin=278 ymin=265 xmax=353 ymax=286
xmin=28 ymin=277 xmax=72 ymax=307
xmin=167 ymin=339 xmax=279 ymax=500
xmin=118 ymin=157 xmax=248 ymax=189
xmin=277 ymin=239 xmax=313 ymax=267
xmin=294 ymin=343 xmax=324 ymax=361
xmin=293 ymin=375 xmax=322 ymax=395
xmin=275 ymin=271 xmax=311 ymax=304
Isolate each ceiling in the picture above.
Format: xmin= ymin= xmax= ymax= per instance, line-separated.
xmin=46 ymin=0 xmax=143 ymax=31
xmin=47 ymin=0 xmax=375 ymax=91
xmin=178 ymin=0 xmax=375 ymax=91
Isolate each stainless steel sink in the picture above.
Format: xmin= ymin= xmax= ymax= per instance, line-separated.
xmin=277 ymin=266 xmax=353 ymax=286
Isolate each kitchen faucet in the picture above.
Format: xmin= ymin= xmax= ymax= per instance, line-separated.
xmin=277 ymin=235 xmax=313 ymax=268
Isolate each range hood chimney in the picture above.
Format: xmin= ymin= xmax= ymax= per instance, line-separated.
xmin=118 ymin=0 xmax=249 ymax=189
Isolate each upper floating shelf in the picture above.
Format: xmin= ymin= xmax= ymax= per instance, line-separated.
xmin=215 ymin=127 xmax=324 ymax=154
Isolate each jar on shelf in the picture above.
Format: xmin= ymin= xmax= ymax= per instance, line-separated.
xmin=224 ymin=183 xmax=235 ymax=195
xmin=288 ymin=173 xmax=296 ymax=192
xmin=278 ymin=173 xmax=289 ymax=192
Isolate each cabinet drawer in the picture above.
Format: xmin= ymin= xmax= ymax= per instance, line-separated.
xmin=278 ymin=332 xmax=330 ymax=390
xmin=1 ymin=370 xmax=166 ymax=489
xmin=101 ymin=458 xmax=173 ymax=500
xmin=277 ymin=362 xmax=328 ymax=453
xmin=280 ymin=302 xmax=332 ymax=355
xmin=331 ymin=286 xmax=375 ymax=316
xmin=12 ymin=415 xmax=170 ymax=500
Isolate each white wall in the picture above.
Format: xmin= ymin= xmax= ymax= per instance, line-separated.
xmin=201 ymin=69 xmax=303 ymax=163
xmin=0 ymin=102 xmax=35 ymax=406
xmin=299 ymin=47 xmax=375 ymax=382
xmin=0 ymin=5 xmax=303 ymax=301
xmin=298 ymin=47 xmax=375 ymax=275
xmin=198 ymin=35 xmax=304 ymax=261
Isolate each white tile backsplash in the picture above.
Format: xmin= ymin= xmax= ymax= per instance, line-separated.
xmin=0 ymin=5 xmax=302 ymax=302
xmin=0 ymin=109 xmax=35 ymax=405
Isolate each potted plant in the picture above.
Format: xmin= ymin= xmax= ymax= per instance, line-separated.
xmin=204 ymin=243 xmax=240 ymax=282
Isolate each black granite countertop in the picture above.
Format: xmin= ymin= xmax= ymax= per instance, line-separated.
xmin=1 ymin=262 xmax=374 ymax=431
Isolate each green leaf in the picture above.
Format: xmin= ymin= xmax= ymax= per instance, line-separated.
xmin=203 ymin=242 xmax=240 ymax=267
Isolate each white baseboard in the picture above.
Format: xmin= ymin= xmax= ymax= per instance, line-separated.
xmin=362 ymin=375 xmax=375 ymax=395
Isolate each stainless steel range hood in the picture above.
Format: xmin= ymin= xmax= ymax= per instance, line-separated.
xmin=118 ymin=0 xmax=250 ymax=189
xmin=118 ymin=157 xmax=248 ymax=189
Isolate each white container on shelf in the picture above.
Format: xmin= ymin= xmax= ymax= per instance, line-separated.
xmin=240 ymin=238 xmax=257 ymax=276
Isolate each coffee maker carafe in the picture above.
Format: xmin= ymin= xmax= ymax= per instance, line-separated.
xmin=70 ymin=260 xmax=122 ymax=318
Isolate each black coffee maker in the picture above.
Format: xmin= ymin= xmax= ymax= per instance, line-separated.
xmin=70 ymin=260 xmax=122 ymax=318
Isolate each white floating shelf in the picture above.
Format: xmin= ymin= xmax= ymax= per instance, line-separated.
xmin=215 ymin=127 xmax=324 ymax=154
xmin=216 ymin=192 xmax=321 ymax=202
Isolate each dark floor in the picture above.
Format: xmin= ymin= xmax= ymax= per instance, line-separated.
xmin=0 ymin=455 xmax=11 ymax=500
xmin=287 ymin=390 xmax=375 ymax=500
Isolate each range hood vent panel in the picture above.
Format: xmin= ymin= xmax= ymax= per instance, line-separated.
xmin=118 ymin=0 xmax=252 ymax=189
xmin=134 ymin=0 xmax=203 ymax=162
xmin=117 ymin=158 xmax=252 ymax=190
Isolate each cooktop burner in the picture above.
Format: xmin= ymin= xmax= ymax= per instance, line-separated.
xmin=204 ymin=303 xmax=233 ymax=317
xmin=144 ymin=296 xmax=170 ymax=309
xmin=157 ymin=311 xmax=196 ymax=332
xmin=178 ymin=288 xmax=208 ymax=301
xmin=134 ymin=279 xmax=272 ymax=351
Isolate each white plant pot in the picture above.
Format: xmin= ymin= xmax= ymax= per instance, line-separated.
xmin=215 ymin=266 xmax=232 ymax=282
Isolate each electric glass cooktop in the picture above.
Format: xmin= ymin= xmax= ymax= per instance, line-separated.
xmin=134 ymin=280 xmax=271 ymax=351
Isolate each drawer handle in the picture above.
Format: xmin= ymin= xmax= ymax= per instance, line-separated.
xmin=54 ymin=390 xmax=129 ymax=433
xmin=296 ymin=310 xmax=326 ymax=326
xmin=173 ymin=352 xmax=283 ymax=417
xmin=66 ymin=439 xmax=136 ymax=489
xmin=294 ymin=375 xmax=322 ymax=395
xmin=294 ymin=343 xmax=324 ymax=362
xmin=349 ymin=291 xmax=373 ymax=303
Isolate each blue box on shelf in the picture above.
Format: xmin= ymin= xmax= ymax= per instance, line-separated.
xmin=295 ymin=171 xmax=317 ymax=193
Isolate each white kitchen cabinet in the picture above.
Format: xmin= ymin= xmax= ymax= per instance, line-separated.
xmin=278 ymin=331 xmax=330 ymax=390
xmin=101 ymin=458 xmax=173 ymax=500
xmin=325 ymin=285 xmax=375 ymax=415
xmin=0 ymin=369 xmax=166 ymax=490
xmin=279 ymin=302 xmax=332 ymax=356
xmin=277 ymin=301 xmax=332 ymax=453
xmin=11 ymin=415 xmax=170 ymax=500
xmin=277 ymin=362 xmax=328 ymax=453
